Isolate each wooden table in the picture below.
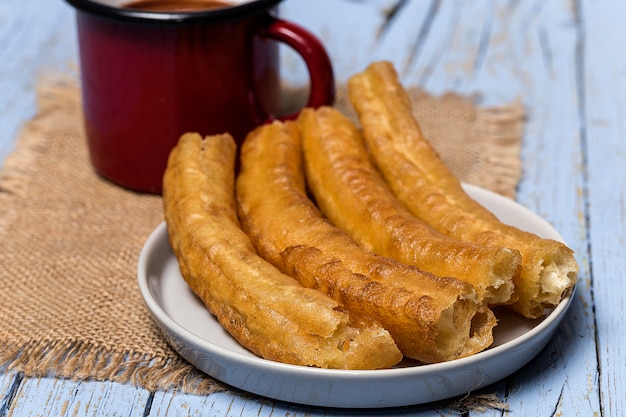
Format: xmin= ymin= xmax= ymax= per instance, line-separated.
xmin=0 ymin=0 xmax=622 ymax=415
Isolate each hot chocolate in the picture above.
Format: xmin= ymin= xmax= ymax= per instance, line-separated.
xmin=123 ymin=0 xmax=231 ymax=12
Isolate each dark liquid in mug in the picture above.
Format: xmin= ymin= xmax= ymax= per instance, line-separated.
xmin=123 ymin=0 xmax=232 ymax=12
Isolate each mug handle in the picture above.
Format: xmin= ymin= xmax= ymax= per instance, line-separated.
xmin=259 ymin=16 xmax=336 ymax=121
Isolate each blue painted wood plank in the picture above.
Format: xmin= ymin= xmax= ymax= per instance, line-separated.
xmin=147 ymin=388 xmax=449 ymax=416
xmin=367 ymin=0 xmax=440 ymax=78
xmin=499 ymin=0 xmax=598 ymax=411
xmin=402 ymin=0 xmax=501 ymax=100
xmin=0 ymin=367 xmax=22 ymax=415
xmin=279 ymin=0 xmax=391 ymax=85
xmin=580 ymin=1 xmax=626 ymax=416
xmin=0 ymin=0 xmax=78 ymax=166
xmin=7 ymin=376 xmax=151 ymax=417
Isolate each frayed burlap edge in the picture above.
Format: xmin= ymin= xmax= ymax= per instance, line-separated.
xmin=446 ymin=393 xmax=510 ymax=414
xmin=0 ymin=339 xmax=225 ymax=395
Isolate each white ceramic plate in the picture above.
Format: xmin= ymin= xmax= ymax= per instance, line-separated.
xmin=137 ymin=184 xmax=575 ymax=408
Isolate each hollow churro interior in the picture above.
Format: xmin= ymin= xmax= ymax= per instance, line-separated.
xmin=513 ymin=244 xmax=578 ymax=318
xmin=338 ymin=314 xmax=406 ymax=370
xmin=435 ymin=299 xmax=497 ymax=361
xmin=480 ymin=247 xmax=520 ymax=306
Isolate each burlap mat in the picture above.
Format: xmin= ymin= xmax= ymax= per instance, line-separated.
xmin=0 ymin=79 xmax=522 ymax=410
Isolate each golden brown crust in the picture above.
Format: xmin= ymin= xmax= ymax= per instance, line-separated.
xmin=348 ymin=61 xmax=578 ymax=318
xmin=162 ymin=132 xmax=402 ymax=369
xmin=298 ymin=106 xmax=520 ymax=306
xmin=236 ymin=121 xmax=497 ymax=363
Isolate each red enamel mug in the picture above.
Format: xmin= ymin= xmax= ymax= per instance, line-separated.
xmin=65 ymin=0 xmax=335 ymax=193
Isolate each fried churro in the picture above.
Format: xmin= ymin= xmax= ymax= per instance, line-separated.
xmin=162 ymin=132 xmax=402 ymax=369
xmin=348 ymin=61 xmax=578 ymax=318
xmin=298 ymin=106 xmax=520 ymax=306
xmin=236 ymin=121 xmax=497 ymax=363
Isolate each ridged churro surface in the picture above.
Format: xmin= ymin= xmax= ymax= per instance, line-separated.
xmin=298 ymin=107 xmax=520 ymax=306
xmin=348 ymin=61 xmax=578 ymax=318
xmin=236 ymin=121 xmax=497 ymax=363
xmin=162 ymin=132 xmax=402 ymax=369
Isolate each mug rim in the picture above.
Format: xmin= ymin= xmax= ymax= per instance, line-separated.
xmin=65 ymin=0 xmax=283 ymax=23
